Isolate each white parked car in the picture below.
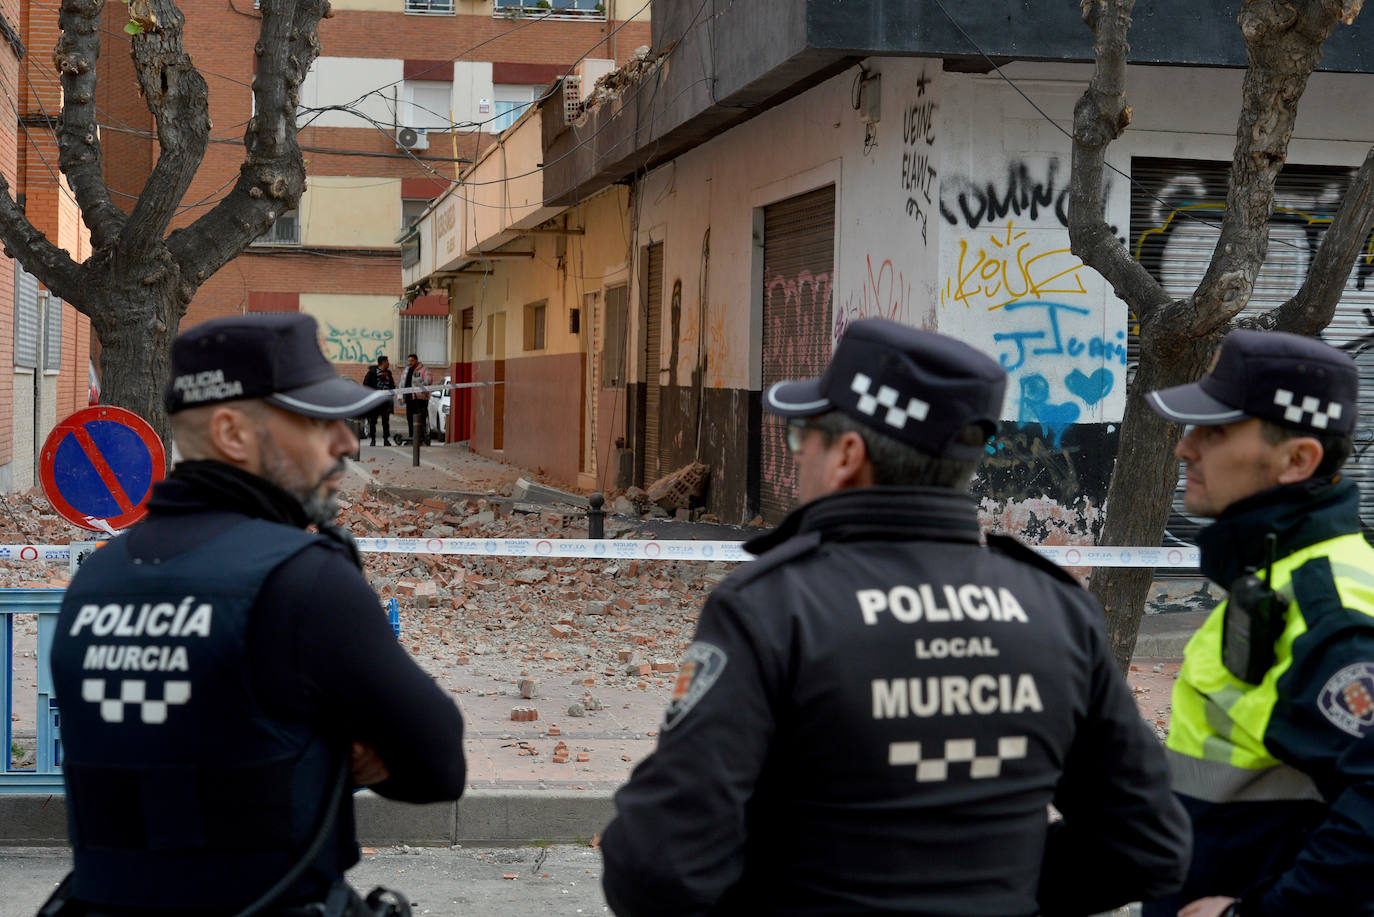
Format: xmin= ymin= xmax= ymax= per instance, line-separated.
xmin=427 ymin=376 xmax=451 ymax=442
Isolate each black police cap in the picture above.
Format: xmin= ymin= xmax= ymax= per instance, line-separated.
xmin=763 ymin=318 xmax=1006 ymax=459
xmin=165 ymin=313 xmax=392 ymax=419
xmin=1147 ymin=329 xmax=1357 ymax=436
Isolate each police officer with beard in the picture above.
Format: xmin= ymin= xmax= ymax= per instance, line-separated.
xmin=601 ymin=319 xmax=1190 ymax=916
xmin=47 ymin=314 xmax=466 ymax=916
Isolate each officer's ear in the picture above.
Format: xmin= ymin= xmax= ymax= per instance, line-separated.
xmin=1275 ymin=435 xmax=1324 ymax=485
xmin=205 ymin=403 xmax=262 ymax=466
xmin=830 ymin=430 xmax=875 ymax=491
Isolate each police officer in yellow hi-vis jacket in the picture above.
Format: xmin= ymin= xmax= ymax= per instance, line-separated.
xmin=1142 ymin=330 xmax=1374 ymax=917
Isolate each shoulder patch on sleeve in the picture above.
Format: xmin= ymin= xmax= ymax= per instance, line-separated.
xmin=1318 ymin=662 xmax=1374 ymax=737
xmin=985 ymin=533 xmax=1082 ymax=588
xmin=661 ymin=641 xmax=728 ymax=731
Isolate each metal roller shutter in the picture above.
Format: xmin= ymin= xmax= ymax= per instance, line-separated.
xmin=1129 ymin=157 xmax=1374 ymax=544
xmin=14 ymin=264 xmax=38 ymax=370
xmin=643 ymin=242 xmax=664 ymax=484
xmin=759 ymin=185 xmax=836 ymax=523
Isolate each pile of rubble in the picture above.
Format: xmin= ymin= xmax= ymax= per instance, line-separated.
xmin=340 ymin=487 xmax=727 ymax=707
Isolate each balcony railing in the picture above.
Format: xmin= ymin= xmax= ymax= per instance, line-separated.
xmin=493 ymin=1 xmax=606 ymax=21
xmin=406 ymin=0 xmax=455 ymax=15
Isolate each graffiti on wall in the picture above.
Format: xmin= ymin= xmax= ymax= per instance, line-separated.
xmin=760 ymin=266 xmax=833 ymax=517
xmin=833 ymin=254 xmax=913 ymax=343
xmin=764 ymin=269 xmax=833 ymax=381
xmin=937 ymin=155 xmax=1126 ymax=542
xmin=940 ymin=220 xmax=1124 ymax=445
xmin=1130 ymin=158 xmax=1374 ymax=544
xmin=941 ymin=159 xmax=1072 ymax=231
xmin=900 ymin=69 xmax=938 ymax=245
xmin=973 ymin=423 xmax=1117 ymax=544
xmin=321 ymin=323 xmax=394 ymax=363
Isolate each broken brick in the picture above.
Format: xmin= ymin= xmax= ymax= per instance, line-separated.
xmin=519 ymin=677 xmax=540 ymax=699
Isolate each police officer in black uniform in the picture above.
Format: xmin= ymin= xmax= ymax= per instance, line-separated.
xmin=361 ymin=354 xmax=395 ymax=447
xmin=47 ymin=314 xmax=466 ymax=915
xmin=600 ymin=318 xmax=1190 ymax=916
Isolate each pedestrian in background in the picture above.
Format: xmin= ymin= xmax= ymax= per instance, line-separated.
xmin=1142 ymin=330 xmax=1374 ymax=917
xmin=362 ymin=353 xmax=396 ymax=446
xmin=600 ymin=318 xmax=1190 ymax=916
xmin=45 ymin=313 xmax=466 ymax=916
xmin=402 ymin=353 xmax=432 ymax=446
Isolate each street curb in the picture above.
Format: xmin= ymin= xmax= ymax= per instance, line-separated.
xmin=0 ymin=789 xmax=617 ymax=849
xmin=1130 ymin=631 xmax=1195 ymax=657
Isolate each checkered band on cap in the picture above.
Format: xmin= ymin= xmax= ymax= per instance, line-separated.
xmin=850 ymin=372 xmax=931 ymax=430
xmin=1273 ymin=389 xmax=1342 ymax=431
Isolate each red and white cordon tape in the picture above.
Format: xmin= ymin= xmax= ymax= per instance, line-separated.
xmin=0 ymin=540 xmax=1202 ymax=568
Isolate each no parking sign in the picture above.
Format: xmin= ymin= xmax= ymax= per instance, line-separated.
xmin=40 ymin=406 xmax=166 ymax=532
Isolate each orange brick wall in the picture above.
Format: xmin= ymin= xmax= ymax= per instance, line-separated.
xmin=0 ymin=0 xmax=18 ymax=468
xmin=96 ymin=3 xmax=155 ymax=205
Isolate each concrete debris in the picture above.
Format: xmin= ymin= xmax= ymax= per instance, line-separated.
xmin=645 ymin=463 xmax=709 ymax=511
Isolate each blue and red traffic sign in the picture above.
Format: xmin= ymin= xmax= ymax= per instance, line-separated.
xmin=40 ymin=406 xmax=166 ymax=531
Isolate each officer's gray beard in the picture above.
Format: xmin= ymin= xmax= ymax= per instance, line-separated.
xmin=259 ymin=442 xmax=347 ymax=528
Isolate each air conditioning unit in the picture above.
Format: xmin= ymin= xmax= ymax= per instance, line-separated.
xmin=395 ymin=126 xmax=429 ymax=151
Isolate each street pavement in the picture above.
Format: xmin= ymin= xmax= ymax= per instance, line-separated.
xmin=0 ymin=845 xmax=611 ymax=917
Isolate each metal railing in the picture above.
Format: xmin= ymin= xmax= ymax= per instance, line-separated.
xmin=1 ymin=589 xmax=65 ymax=793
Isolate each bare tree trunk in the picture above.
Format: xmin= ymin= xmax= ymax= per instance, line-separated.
xmin=88 ymin=284 xmax=179 ymax=441
xmin=1091 ymin=339 xmax=1212 ymax=671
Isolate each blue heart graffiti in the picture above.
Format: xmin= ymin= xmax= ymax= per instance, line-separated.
xmin=1064 ymin=367 xmax=1114 ymax=405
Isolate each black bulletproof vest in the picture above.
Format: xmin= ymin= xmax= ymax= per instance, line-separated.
xmin=51 ymin=519 xmax=346 ymax=910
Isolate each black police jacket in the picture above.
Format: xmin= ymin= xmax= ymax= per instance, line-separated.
xmin=49 ymin=465 xmax=466 ymax=913
xmin=601 ymin=486 xmax=1190 ymax=917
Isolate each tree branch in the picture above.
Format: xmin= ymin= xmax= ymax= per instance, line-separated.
xmin=167 ymin=0 xmax=330 ymax=299
xmin=118 ymin=0 xmax=211 ymax=265
xmin=1068 ymin=0 xmax=1171 ymax=323
xmin=0 ymin=182 xmax=85 ymax=305
xmin=54 ymin=0 xmax=126 ymax=250
xmin=1190 ymin=0 xmax=1352 ymax=334
xmin=1242 ymin=144 xmax=1374 ymax=335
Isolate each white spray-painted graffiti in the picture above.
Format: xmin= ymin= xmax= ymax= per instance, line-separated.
xmin=1131 ymin=158 xmax=1374 ymax=543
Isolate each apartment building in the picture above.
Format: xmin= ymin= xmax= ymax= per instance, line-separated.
xmin=97 ymin=0 xmax=649 ymax=394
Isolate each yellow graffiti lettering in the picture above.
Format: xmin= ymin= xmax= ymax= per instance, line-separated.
xmin=941 ymin=222 xmax=1089 ymax=311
